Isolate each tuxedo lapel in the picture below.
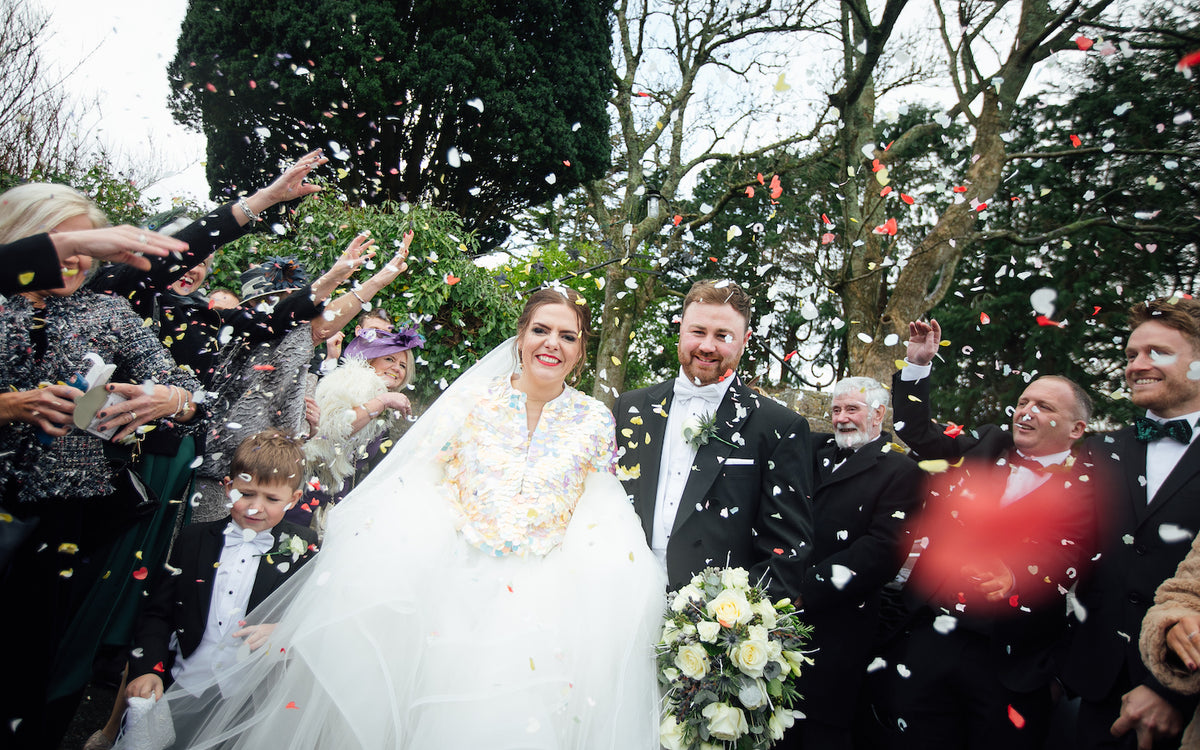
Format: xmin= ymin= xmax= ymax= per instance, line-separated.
xmin=195 ymin=522 xmax=225 ymax=626
xmin=621 ymin=381 xmax=674 ymax=540
xmin=673 ymin=379 xmax=754 ymax=534
xmin=818 ymin=435 xmax=892 ymax=490
xmin=1143 ymin=435 xmax=1200 ymax=525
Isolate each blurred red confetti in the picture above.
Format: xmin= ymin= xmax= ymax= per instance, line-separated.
xmin=1009 ymin=594 xmax=1020 ymax=608
xmin=285 ymin=702 xmax=298 ymax=709
xmin=1074 ymin=36 xmax=1094 ymax=51
xmin=563 ymin=160 xmax=571 ymax=167
xmin=205 ymin=83 xmax=217 ymax=93
xmin=953 ymin=186 xmax=968 ymax=193
xmin=249 ymin=80 xmax=257 ymax=89
xmin=1036 ymin=315 xmax=1064 ymax=328
xmin=943 ymin=422 xmax=964 ymax=438
xmin=1008 ymin=704 xmax=1026 ymax=728
xmin=1069 ymin=134 xmax=1082 ymax=147
xmin=980 ymin=312 xmax=991 ymax=324
xmin=635 ymin=92 xmax=651 ymax=97
xmin=708 ymin=257 xmax=718 ymax=262
xmin=673 ymin=215 xmax=683 ymax=226
xmin=718 ymin=368 xmax=734 ymax=382
xmin=1180 ymin=49 xmax=1200 ymax=69
xmin=252 ymin=364 xmax=276 ymax=371
xmin=132 ymin=567 xmax=148 ymax=580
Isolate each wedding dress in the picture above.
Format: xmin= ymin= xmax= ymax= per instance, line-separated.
xmin=121 ymin=340 xmax=666 ymax=749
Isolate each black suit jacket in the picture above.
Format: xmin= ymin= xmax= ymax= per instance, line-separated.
xmin=892 ymin=371 xmax=1095 ymax=692
xmin=614 ymin=376 xmax=814 ymax=593
xmin=1060 ymin=427 xmax=1200 ymax=715
xmin=0 ymin=234 xmax=62 ymax=294
xmin=129 ymin=518 xmax=318 ymax=685
xmin=796 ymin=432 xmax=923 ymax=726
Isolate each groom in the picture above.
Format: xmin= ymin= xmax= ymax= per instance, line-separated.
xmin=614 ymin=279 xmax=814 ymax=594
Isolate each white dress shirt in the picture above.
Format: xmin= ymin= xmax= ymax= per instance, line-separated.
xmin=172 ymin=523 xmax=272 ymax=694
xmin=1143 ymin=409 xmax=1200 ymax=503
xmin=652 ymin=369 xmax=734 ymax=566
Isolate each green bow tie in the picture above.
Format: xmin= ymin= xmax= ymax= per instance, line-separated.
xmin=1134 ymin=416 xmax=1194 ymax=444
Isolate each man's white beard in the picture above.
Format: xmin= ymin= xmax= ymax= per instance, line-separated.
xmin=833 ymin=426 xmax=872 ymax=451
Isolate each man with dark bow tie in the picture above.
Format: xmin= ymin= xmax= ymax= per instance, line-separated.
xmin=613 ymin=279 xmax=814 ymax=595
xmin=1063 ymin=297 xmax=1200 ymax=750
xmin=781 ymin=376 xmax=923 ymax=750
xmin=877 ymin=318 xmax=1096 ymax=750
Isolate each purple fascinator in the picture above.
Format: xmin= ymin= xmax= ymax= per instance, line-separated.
xmin=343 ymin=326 xmax=426 ymax=360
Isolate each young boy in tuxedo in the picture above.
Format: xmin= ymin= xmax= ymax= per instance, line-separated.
xmin=125 ymin=428 xmax=318 ymax=700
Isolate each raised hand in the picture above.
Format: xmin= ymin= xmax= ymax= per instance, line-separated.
xmin=905 ymin=319 xmax=941 ymax=367
xmin=52 ymin=226 xmax=185 ymax=271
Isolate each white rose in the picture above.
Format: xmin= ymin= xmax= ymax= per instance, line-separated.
xmin=661 ymin=622 xmax=681 ymax=645
xmin=681 ymin=623 xmax=697 ymax=637
xmin=698 ymin=620 xmax=721 ymax=643
xmin=731 ymin=638 xmax=771 ymax=678
xmin=681 ymin=414 xmax=705 ymax=444
xmin=721 ymin=566 xmax=751 ymax=590
xmin=675 ymin=643 xmax=710 ymax=680
xmin=747 ymin=624 xmax=768 ymax=642
xmin=768 ymin=707 xmax=801 ymax=740
xmin=671 ymin=584 xmax=705 ymax=612
xmin=286 ymin=534 xmax=307 ymax=561
xmin=738 ymin=678 xmax=769 ymax=709
xmin=663 ymin=667 xmax=680 ymax=682
xmin=702 ymin=702 xmax=749 ymax=741
xmin=753 ymin=599 xmax=778 ymax=628
xmin=660 ymin=715 xmax=688 ymax=750
xmin=707 ymin=588 xmax=754 ymax=627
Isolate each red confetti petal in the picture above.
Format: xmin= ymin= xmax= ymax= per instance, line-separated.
xmin=153 ymin=661 xmax=165 ymax=673
xmin=204 ymin=82 xmax=217 ymax=93
xmin=880 ymin=186 xmax=893 ymax=197
xmin=980 ymin=312 xmax=991 ymax=324
xmin=1074 ymin=36 xmax=1094 ymax=51
xmin=635 ymin=92 xmax=651 ymax=97
xmin=975 ymin=202 xmax=988 ymax=212
xmin=1180 ymin=49 xmax=1200 ymax=69
xmin=1009 ymin=594 xmax=1020 ymax=608
xmin=718 ymin=369 xmax=734 ymax=382
xmin=132 ymin=567 xmax=148 ymax=580
xmin=1035 ymin=315 xmax=1063 ymax=328
xmin=953 ymin=185 xmax=968 ymax=193
xmin=784 ymin=350 xmax=798 ymax=361
xmin=252 ymin=364 xmax=276 ymax=371
xmin=285 ymin=701 xmax=298 ymax=710
xmin=248 ymin=80 xmax=257 ymax=89
xmin=821 ymin=213 xmax=832 ymax=225
xmin=821 ymin=232 xmax=836 ymax=245
xmin=444 ymin=274 xmax=461 ymax=286
xmin=1092 ymin=306 xmax=1102 ymax=316
xmin=1008 ymin=704 xmax=1026 ymax=728
xmin=773 ymin=548 xmax=784 ymax=555
xmin=901 ymin=193 xmax=915 ymax=205
xmin=1069 ymin=134 xmax=1082 ymax=148
xmin=562 ymin=160 xmax=571 ymax=167
xmin=708 ymin=257 xmax=718 ymax=262
xmin=672 ymin=214 xmax=683 ymax=226
xmin=943 ymin=422 xmax=964 ymax=438
xmin=756 ymin=173 xmax=765 ymax=185
xmin=745 ymin=186 xmax=755 ymax=198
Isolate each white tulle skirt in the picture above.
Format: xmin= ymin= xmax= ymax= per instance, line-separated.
xmin=123 ymin=464 xmax=666 ymax=750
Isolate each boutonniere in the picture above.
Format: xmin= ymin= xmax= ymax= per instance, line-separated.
xmin=681 ymin=412 xmax=734 ymax=450
xmin=261 ymin=533 xmax=311 ymax=564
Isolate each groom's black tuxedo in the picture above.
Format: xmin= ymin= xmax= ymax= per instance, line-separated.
xmin=128 ymin=517 xmax=318 ymax=686
xmin=614 ymin=375 xmax=814 ymax=593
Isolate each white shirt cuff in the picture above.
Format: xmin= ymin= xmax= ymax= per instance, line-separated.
xmin=900 ymin=360 xmax=932 ymax=382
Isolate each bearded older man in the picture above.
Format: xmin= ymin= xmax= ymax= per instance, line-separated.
xmin=779 ymin=376 xmax=923 ymax=750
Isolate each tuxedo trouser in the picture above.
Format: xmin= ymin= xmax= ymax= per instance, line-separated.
xmin=878 ymin=621 xmax=1052 ymax=750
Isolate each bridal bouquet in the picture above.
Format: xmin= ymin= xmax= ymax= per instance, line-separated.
xmin=657 ymin=567 xmax=811 ymax=749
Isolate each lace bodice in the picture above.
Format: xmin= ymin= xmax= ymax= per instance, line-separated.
xmin=442 ymin=377 xmax=616 ymax=557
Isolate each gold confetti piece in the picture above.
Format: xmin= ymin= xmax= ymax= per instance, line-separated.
xmin=18 ymin=271 xmax=34 ymax=286
xmin=918 ymin=459 xmax=950 ymax=473
xmin=774 ymin=73 xmax=791 ymax=92
xmin=611 ymin=356 xmax=622 ymax=366
xmin=58 ymin=543 xmax=79 ymax=555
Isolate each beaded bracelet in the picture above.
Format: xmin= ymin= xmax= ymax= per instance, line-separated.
xmin=237 ymin=197 xmax=263 ymax=223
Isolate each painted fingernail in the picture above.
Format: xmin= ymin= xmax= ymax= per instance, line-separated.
xmin=98 ymin=412 xmax=107 ymax=418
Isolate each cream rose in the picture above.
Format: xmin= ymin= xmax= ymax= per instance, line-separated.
xmin=660 ymin=715 xmax=688 ymax=750
xmin=707 ymin=588 xmax=754 ymax=627
xmin=681 ymin=414 xmax=706 ymax=445
xmin=731 ymin=638 xmax=771 ymax=678
xmin=697 ymin=620 xmax=721 ymax=643
xmin=671 ymin=584 xmax=704 ymax=612
xmin=661 ymin=622 xmax=681 ymax=645
xmin=753 ymin=599 xmax=778 ymax=628
xmin=721 ymin=566 xmax=751 ymax=590
xmin=702 ymin=702 xmax=749 ymax=741
xmin=675 ymin=643 xmax=710 ymax=680
xmin=747 ymin=624 xmax=768 ymax=642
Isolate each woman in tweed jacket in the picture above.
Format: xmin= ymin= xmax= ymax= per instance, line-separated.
xmin=1140 ymin=533 xmax=1200 ymax=749
xmin=0 ymin=183 xmax=203 ymax=750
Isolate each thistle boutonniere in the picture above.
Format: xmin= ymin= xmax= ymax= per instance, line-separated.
xmin=681 ymin=411 xmax=734 ymax=450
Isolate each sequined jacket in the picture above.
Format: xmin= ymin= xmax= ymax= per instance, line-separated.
xmin=0 ymin=290 xmax=202 ymax=502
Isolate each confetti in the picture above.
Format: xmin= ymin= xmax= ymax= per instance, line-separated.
xmin=132 ymin=567 xmax=148 ymax=580
xmin=1008 ymin=704 xmax=1026 ymax=728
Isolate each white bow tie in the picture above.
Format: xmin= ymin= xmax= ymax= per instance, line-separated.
xmin=673 ymin=376 xmax=724 ymax=408
xmin=222 ymin=523 xmax=274 ymax=555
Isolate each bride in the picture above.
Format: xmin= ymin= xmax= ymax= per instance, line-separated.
xmin=124 ymin=286 xmax=665 ymax=749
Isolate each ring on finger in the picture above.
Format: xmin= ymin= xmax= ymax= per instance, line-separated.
xmin=128 ymin=411 xmax=138 ymax=422
xmin=138 ymin=232 xmax=148 ymax=244
xmin=1188 ymin=631 xmax=1200 ymax=640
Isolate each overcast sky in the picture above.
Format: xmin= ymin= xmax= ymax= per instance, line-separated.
xmin=42 ymin=0 xmax=212 ymax=207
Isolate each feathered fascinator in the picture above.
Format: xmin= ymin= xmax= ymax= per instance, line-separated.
xmin=343 ymin=326 xmax=426 ymax=360
xmin=240 ymin=256 xmax=311 ymax=302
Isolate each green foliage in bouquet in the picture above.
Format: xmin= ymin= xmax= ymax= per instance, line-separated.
xmin=657 ymin=566 xmax=812 ymax=749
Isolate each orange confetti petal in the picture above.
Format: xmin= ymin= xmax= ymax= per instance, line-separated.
xmin=773 ymin=548 xmax=785 ymax=555
xmin=821 ymin=232 xmax=836 ymax=244
xmin=707 ymin=256 xmax=718 ymax=262
xmin=285 ymin=701 xmax=298 ymax=710
xmin=756 ymin=173 xmax=765 ymax=185
xmin=1008 ymin=704 xmax=1026 ymax=728
xmin=1074 ymin=36 xmax=1094 ymax=51
xmin=672 ymin=214 xmax=683 ymax=226
xmin=900 ymin=193 xmax=915 ymax=205
xmin=980 ymin=312 xmax=991 ymax=324
xmin=252 ymin=364 xmax=276 ymax=371
xmin=745 ymin=186 xmax=755 ymax=198
xmin=444 ymin=274 xmax=461 ymax=286
xmin=1069 ymin=134 xmax=1082 ymax=148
